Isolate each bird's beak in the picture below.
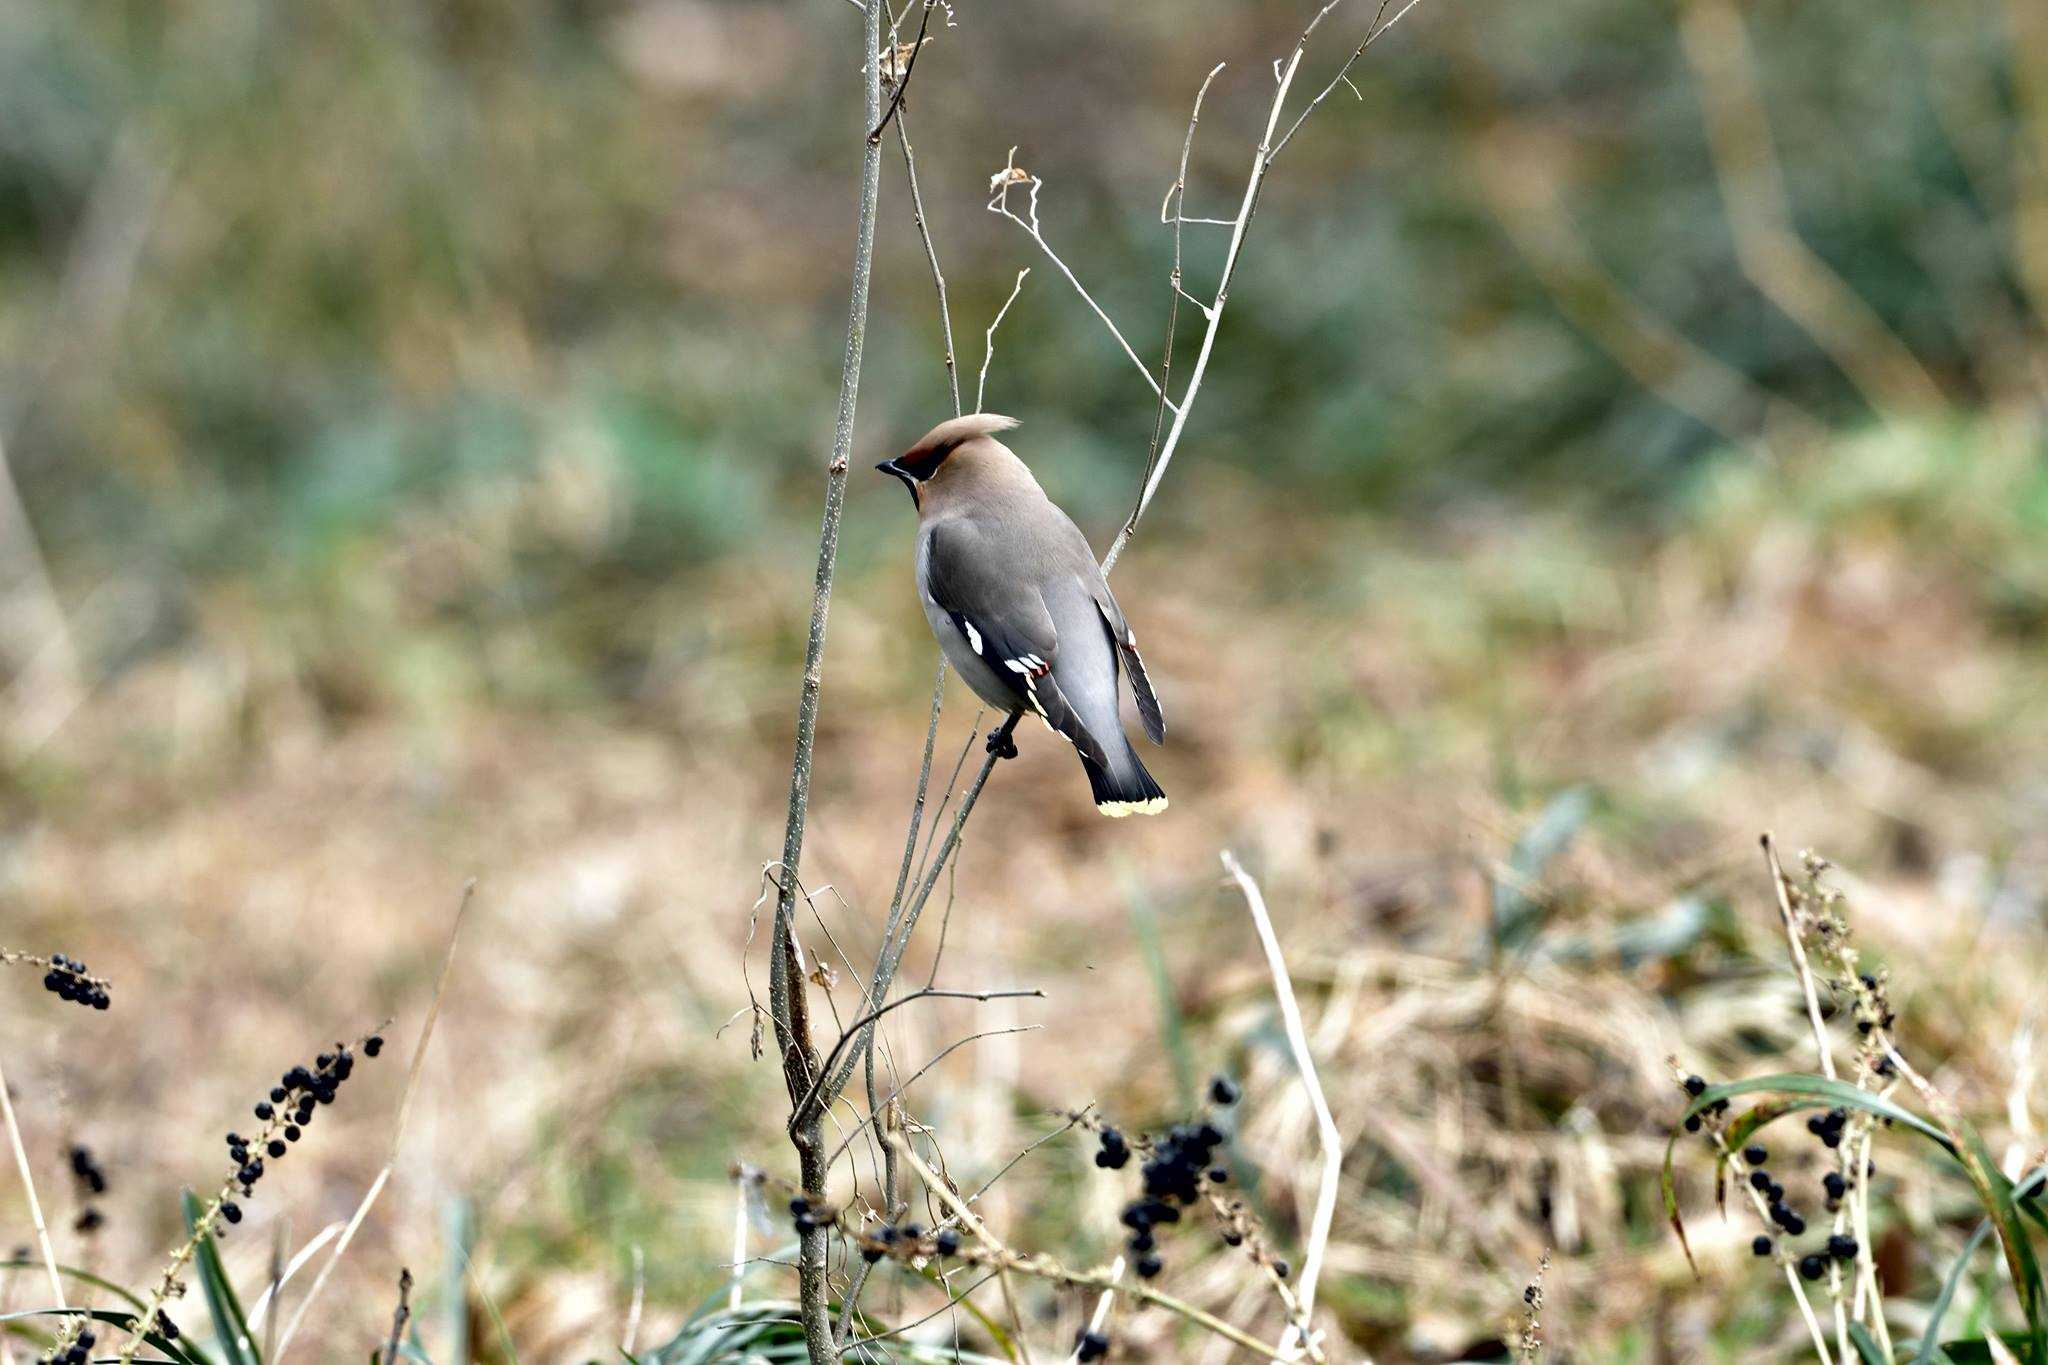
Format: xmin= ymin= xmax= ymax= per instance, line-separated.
xmin=875 ymin=458 xmax=920 ymax=507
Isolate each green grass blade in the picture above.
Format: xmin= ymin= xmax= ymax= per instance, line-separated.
xmin=1850 ymin=1321 xmax=1892 ymax=1363
xmin=0 ymin=1258 xmax=154 ymax=1313
xmin=0 ymin=1305 xmax=217 ymax=1364
xmin=1918 ymin=1219 xmax=1998 ymax=1365
xmin=1955 ymin=1131 xmax=2045 ymax=1365
xmin=1668 ymin=1079 xmax=2046 ymax=1362
xmin=184 ymin=1189 xmax=256 ymax=1365
xmin=1664 ymin=1074 xmax=1950 ymax=1275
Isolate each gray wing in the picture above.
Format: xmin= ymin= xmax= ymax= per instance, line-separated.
xmin=922 ymin=520 xmax=1110 ymax=769
xmin=1028 ymin=500 xmax=1165 ymax=746
xmin=1091 ymin=585 xmax=1164 ymax=744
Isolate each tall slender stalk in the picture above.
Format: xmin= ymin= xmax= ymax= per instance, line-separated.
xmin=767 ymin=0 xmax=884 ymax=1358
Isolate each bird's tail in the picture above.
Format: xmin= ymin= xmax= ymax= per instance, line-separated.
xmin=1084 ymin=743 xmax=1168 ymax=818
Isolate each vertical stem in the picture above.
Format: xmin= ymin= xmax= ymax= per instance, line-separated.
xmin=0 ymin=1049 xmax=64 ymax=1308
xmin=896 ymin=112 xmax=961 ymax=417
xmin=768 ymin=9 xmax=883 ymax=1360
xmin=1103 ymin=44 xmax=1305 ymax=576
xmin=1762 ymin=835 xmax=1836 ymax=1081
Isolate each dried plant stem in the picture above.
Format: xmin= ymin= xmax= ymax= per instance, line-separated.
xmin=0 ymin=1049 xmax=64 ymax=1308
xmin=977 ymin=270 xmax=1030 ymax=414
xmin=869 ymin=0 xmax=934 ymax=145
xmin=1221 ymin=852 xmax=1341 ymax=1363
xmin=895 ymin=111 xmax=960 ymax=416
xmin=1127 ymin=63 xmax=1223 ymax=537
xmin=989 ymin=157 xmax=1168 ymax=408
xmin=1762 ymin=834 xmax=1836 ymax=1081
xmin=886 ymin=1135 xmax=1033 ymax=1362
xmin=766 ymin=0 xmax=884 ymax=1358
xmin=1848 ymin=1123 xmax=1892 ymax=1357
xmin=1099 ymin=0 xmax=1421 ymax=573
xmin=272 ymin=880 xmax=475 ymax=1360
xmin=793 ymin=988 xmax=1043 ymax=1133
xmin=379 ymin=1268 xmax=412 ymax=1365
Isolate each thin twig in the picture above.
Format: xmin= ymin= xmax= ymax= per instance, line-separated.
xmin=730 ymin=1167 xmax=759 ymax=1312
xmin=825 ymin=1024 xmax=1044 ymax=1170
xmin=891 ymin=1136 xmax=1292 ymax=1361
xmin=378 ymin=1268 xmax=412 ymax=1365
xmin=1762 ymin=835 xmax=1836 ymax=1081
xmin=869 ymin=0 xmax=935 ymax=144
xmin=989 ymin=153 xmax=1169 ymax=407
xmin=1124 ymin=63 xmax=1224 ymax=554
xmin=0 ymin=1048 xmax=64 ymax=1307
xmin=977 ymin=269 xmax=1030 ymax=414
xmin=897 ymin=116 xmax=961 ymax=416
xmin=1269 ymin=0 xmax=1430 ymax=160
xmin=794 ymin=988 xmax=1043 ymax=1134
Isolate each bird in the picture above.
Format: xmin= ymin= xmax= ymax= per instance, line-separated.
xmin=876 ymin=413 xmax=1167 ymax=816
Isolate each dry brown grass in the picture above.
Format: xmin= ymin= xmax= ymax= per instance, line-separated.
xmin=1 ymin=414 xmax=2045 ymax=1358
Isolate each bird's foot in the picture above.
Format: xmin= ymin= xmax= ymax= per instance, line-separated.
xmin=985 ymin=726 xmax=1020 ymax=760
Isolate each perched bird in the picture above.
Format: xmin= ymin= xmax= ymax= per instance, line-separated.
xmin=876 ymin=413 xmax=1167 ymax=816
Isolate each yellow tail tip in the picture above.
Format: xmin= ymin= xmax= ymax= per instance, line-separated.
xmin=1097 ymin=796 xmax=1169 ymax=818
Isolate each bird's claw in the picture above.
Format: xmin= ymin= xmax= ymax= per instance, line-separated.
xmin=985 ymin=727 xmax=1019 ymax=760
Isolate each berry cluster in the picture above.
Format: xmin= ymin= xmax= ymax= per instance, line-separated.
xmin=1797 ymin=1235 xmax=1859 ymax=1281
xmin=1805 ymin=1106 xmax=1849 ymax=1149
xmin=218 ymin=1036 xmax=382 ymax=1226
xmin=40 ymin=954 xmax=109 ymax=1012
xmin=69 ymin=1144 xmax=107 ymax=1235
xmin=1093 ymin=1126 xmax=1129 ymax=1170
xmin=1117 ymin=1119 xmax=1228 ymax=1278
xmin=787 ymin=1197 xmax=961 ymax=1264
xmin=38 ymin=1327 xmax=94 ymax=1364
xmin=1679 ymin=1074 xmax=1728 ymax=1131
xmin=1679 ymin=1071 xmax=1880 ymax=1291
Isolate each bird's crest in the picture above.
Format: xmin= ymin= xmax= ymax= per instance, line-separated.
xmin=899 ymin=412 xmax=1020 ymax=469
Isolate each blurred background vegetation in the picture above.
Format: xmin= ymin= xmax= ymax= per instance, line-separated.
xmin=3 ymin=0 xmax=2047 ymax=1359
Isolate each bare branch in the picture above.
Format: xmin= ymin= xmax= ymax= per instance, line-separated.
xmin=764 ymin=0 xmax=886 ymax=1355
xmin=989 ymin=150 xmax=1173 ymax=408
xmin=794 ymin=987 xmax=1044 ymax=1134
xmin=890 ymin=1136 xmax=1292 ymax=1361
xmin=1111 ymin=62 xmax=1223 ymax=575
xmin=1269 ymin=0 xmax=1430 ymax=162
xmin=977 ymin=269 xmax=1031 ymax=414
xmin=870 ymin=1 xmax=936 ymax=144
xmin=897 ymin=117 xmax=961 ymax=415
